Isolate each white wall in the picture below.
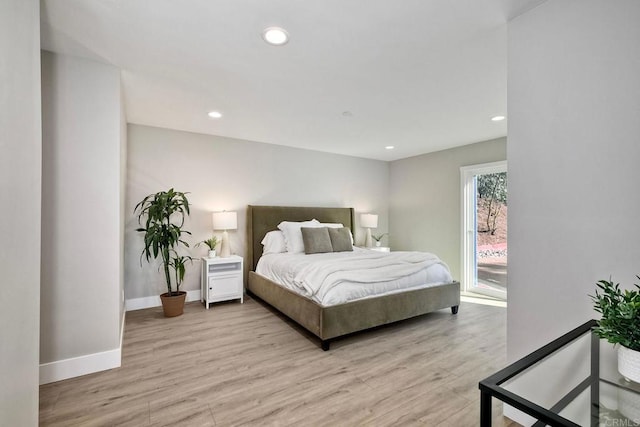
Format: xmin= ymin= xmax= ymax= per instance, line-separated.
xmin=125 ymin=124 xmax=389 ymax=302
xmin=389 ymin=137 xmax=506 ymax=280
xmin=508 ymin=1 xmax=640 ymax=421
xmin=508 ymin=0 xmax=640 ymax=358
xmin=0 ymin=0 xmax=41 ymax=424
xmin=119 ymin=85 xmax=128 ymax=331
xmin=40 ymin=51 xmax=124 ymax=381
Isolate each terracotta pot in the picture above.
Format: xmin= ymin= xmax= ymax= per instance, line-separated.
xmin=160 ymin=291 xmax=186 ymax=317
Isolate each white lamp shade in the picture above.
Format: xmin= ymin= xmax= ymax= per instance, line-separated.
xmin=360 ymin=213 xmax=378 ymax=229
xmin=212 ymin=211 xmax=237 ymax=230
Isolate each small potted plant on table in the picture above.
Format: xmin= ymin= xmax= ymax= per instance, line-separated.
xmin=591 ymin=277 xmax=640 ymax=382
xmin=200 ymin=236 xmax=219 ymax=258
xmin=135 ymin=188 xmax=192 ymax=317
xmin=372 ymin=233 xmax=388 ymax=247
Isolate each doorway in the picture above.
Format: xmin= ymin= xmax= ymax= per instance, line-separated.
xmin=461 ymin=161 xmax=507 ymax=300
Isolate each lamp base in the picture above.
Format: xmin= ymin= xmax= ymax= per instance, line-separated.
xmin=219 ymin=230 xmax=231 ymax=257
xmin=365 ymin=228 xmax=373 ymax=248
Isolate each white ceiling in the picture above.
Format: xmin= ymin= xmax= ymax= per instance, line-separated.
xmin=40 ymin=0 xmax=544 ymax=161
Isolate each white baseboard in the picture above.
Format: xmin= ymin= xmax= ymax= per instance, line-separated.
xmin=125 ymin=294 xmax=160 ymax=311
xmin=39 ymin=309 xmax=127 ymax=385
xmin=125 ymin=289 xmax=201 ymax=311
xmin=40 ymin=348 xmax=121 ymax=385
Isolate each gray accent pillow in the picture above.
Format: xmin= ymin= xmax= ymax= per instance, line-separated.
xmin=329 ymin=227 xmax=353 ymax=252
xmin=301 ymin=227 xmax=333 ymax=254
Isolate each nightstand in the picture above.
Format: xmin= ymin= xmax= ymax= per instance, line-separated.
xmin=201 ymin=255 xmax=243 ymax=309
xmin=369 ymin=246 xmax=390 ymax=252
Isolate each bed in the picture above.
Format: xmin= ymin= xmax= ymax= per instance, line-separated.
xmin=246 ymin=205 xmax=460 ymax=350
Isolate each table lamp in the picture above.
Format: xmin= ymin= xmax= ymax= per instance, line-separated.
xmin=360 ymin=213 xmax=378 ymax=248
xmin=212 ymin=211 xmax=237 ymax=258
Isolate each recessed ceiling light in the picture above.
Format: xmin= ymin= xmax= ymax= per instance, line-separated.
xmin=262 ymin=27 xmax=289 ymax=46
xmin=385 ymin=146 xmax=395 ymax=150
xmin=208 ymin=111 xmax=222 ymax=119
xmin=491 ymin=115 xmax=506 ymax=122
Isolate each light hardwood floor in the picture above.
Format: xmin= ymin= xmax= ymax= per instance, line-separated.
xmin=40 ymin=296 xmax=518 ymax=426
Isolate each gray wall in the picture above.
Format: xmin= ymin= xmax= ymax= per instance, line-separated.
xmin=0 ymin=0 xmax=41 ymax=424
xmin=507 ymin=0 xmax=640 ymax=369
xmin=389 ymin=137 xmax=506 ymax=280
xmin=41 ymin=51 xmax=124 ymax=365
xmin=125 ymin=124 xmax=390 ymax=300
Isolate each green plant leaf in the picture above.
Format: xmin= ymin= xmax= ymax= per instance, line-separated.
xmin=134 ymin=189 xmax=192 ymax=294
xmin=591 ymin=277 xmax=640 ymax=351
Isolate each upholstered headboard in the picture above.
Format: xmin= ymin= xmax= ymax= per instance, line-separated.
xmin=246 ymin=205 xmax=355 ymax=271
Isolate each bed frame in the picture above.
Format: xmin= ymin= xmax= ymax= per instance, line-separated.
xmin=246 ymin=205 xmax=460 ymax=350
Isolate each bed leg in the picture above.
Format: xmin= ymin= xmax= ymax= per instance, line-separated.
xmin=451 ymin=305 xmax=459 ymax=315
xmin=321 ymin=340 xmax=330 ymax=351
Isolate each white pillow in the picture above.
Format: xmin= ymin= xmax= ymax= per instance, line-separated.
xmin=318 ymin=222 xmax=343 ymax=228
xmin=261 ymin=230 xmax=287 ymax=255
xmin=277 ymin=219 xmax=321 ymax=253
xmin=319 ymin=223 xmax=354 ymax=244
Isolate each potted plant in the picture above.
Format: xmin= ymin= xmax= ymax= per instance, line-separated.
xmin=590 ymin=277 xmax=640 ymax=382
xmin=135 ymin=188 xmax=192 ymax=317
xmin=199 ymin=236 xmax=219 ymax=258
xmin=372 ymin=233 xmax=388 ymax=247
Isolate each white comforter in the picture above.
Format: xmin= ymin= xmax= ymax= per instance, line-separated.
xmin=255 ymin=247 xmax=453 ymax=306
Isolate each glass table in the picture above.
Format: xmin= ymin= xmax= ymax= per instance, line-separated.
xmin=479 ymin=319 xmax=640 ymax=426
